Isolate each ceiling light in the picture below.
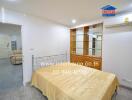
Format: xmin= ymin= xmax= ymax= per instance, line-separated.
xmin=23 ymin=14 xmax=26 ymax=17
xmin=72 ymin=19 xmax=76 ymax=24
xmin=7 ymin=0 xmax=17 ymax=2
xmin=130 ymin=4 xmax=132 ymax=7
xmin=1 ymin=7 xmax=5 ymax=23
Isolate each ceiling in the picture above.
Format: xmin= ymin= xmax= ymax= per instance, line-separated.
xmin=0 ymin=0 xmax=132 ymax=27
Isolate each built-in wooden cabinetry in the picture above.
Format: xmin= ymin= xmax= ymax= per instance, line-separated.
xmin=70 ymin=23 xmax=103 ymax=70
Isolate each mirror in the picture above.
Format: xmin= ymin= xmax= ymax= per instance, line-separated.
xmin=88 ymin=24 xmax=103 ymax=57
xmin=76 ymin=27 xmax=83 ymax=55
xmin=72 ymin=23 xmax=103 ymax=57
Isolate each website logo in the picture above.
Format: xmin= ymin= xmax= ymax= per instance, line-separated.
xmin=101 ymin=5 xmax=116 ymax=17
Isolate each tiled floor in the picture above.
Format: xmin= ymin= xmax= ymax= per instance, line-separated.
xmin=0 ymin=85 xmax=132 ymax=100
xmin=113 ymin=86 xmax=132 ymax=100
xmin=0 ymin=58 xmax=23 ymax=92
xmin=0 ymin=86 xmax=47 ymax=100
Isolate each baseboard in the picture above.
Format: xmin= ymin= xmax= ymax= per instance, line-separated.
xmin=23 ymin=81 xmax=31 ymax=86
xmin=120 ymin=84 xmax=132 ymax=90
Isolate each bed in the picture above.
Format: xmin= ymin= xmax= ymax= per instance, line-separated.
xmin=31 ymin=54 xmax=119 ymax=100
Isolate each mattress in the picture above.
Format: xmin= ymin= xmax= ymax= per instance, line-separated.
xmin=31 ymin=63 xmax=119 ymax=100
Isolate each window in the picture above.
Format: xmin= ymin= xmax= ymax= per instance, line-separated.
xmin=11 ymin=41 xmax=17 ymax=50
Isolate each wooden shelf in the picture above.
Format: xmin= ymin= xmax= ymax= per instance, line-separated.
xmin=72 ymin=40 xmax=102 ymax=42
xmin=89 ymin=48 xmax=101 ymax=50
xmin=72 ymin=48 xmax=101 ymax=50
xmin=70 ymin=23 xmax=103 ymax=70
xmin=72 ymin=33 xmax=103 ymax=36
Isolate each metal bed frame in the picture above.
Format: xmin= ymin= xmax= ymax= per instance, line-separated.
xmin=32 ymin=53 xmax=68 ymax=71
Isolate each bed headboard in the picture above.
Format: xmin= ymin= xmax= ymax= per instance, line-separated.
xmin=32 ymin=54 xmax=68 ymax=71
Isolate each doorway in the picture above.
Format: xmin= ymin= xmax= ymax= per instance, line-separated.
xmin=0 ymin=23 xmax=23 ymax=92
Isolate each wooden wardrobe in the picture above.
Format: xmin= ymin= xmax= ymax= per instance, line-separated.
xmin=70 ymin=23 xmax=103 ymax=70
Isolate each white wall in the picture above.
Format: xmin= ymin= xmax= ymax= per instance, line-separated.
xmin=0 ymin=8 xmax=69 ymax=85
xmin=103 ymin=13 xmax=132 ymax=88
xmin=0 ymin=34 xmax=11 ymax=58
xmin=0 ymin=23 xmax=22 ymax=58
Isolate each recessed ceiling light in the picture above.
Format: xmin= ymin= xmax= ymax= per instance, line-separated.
xmin=130 ymin=4 xmax=132 ymax=7
xmin=7 ymin=0 xmax=17 ymax=2
xmin=23 ymin=14 xmax=26 ymax=17
xmin=72 ymin=19 xmax=76 ymax=24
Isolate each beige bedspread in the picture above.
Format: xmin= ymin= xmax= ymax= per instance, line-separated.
xmin=31 ymin=63 xmax=119 ymax=100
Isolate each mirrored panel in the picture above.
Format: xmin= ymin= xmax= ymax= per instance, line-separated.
xmin=88 ymin=24 xmax=103 ymax=57
xmin=76 ymin=28 xmax=83 ymax=55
